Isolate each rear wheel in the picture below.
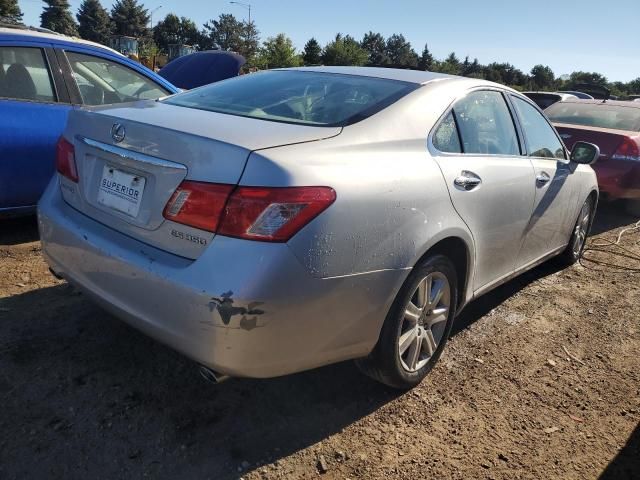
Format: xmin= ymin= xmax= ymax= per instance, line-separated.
xmin=356 ymin=254 xmax=458 ymax=389
xmin=559 ymin=197 xmax=594 ymax=265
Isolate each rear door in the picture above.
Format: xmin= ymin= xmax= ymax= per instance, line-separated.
xmin=430 ymin=89 xmax=536 ymax=292
xmin=0 ymin=43 xmax=72 ymax=210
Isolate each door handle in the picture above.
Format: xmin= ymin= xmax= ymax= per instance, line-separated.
xmin=454 ymin=171 xmax=482 ymax=191
xmin=536 ymin=172 xmax=551 ymax=186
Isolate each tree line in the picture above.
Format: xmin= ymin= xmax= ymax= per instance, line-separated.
xmin=1 ymin=0 xmax=639 ymax=96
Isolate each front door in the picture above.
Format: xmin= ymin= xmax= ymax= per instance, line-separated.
xmin=509 ymin=95 xmax=581 ymax=265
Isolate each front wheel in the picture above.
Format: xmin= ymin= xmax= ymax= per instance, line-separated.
xmin=559 ymin=197 xmax=594 ymax=265
xmin=356 ymin=254 xmax=458 ymax=389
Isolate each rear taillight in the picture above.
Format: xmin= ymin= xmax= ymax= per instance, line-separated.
xmin=218 ymin=186 xmax=336 ymax=242
xmin=612 ymin=137 xmax=640 ymax=162
xmin=163 ymin=181 xmax=234 ymax=232
xmin=163 ymin=183 xmax=336 ymax=242
xmin=55 ymin=137 xmax=78 ymax=182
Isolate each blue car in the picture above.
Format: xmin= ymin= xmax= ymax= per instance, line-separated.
xmin=0 ymin=25 xmax=179 ymax=217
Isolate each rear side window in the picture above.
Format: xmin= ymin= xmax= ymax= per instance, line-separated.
xmin=545 ymin=102 xmax=640 ymax=132
xmin=65 ymin=51 xmax=169 ymax=105
xmin=433 ymin=112 xmax=462 ymax=153
xmin=0 ymin=46 xmax=56 ymax=102
xmin=512 ymin=96 xmax=566 ymax=159
xmin=163 ymin=70 xmax=418 ymax=126
xmin=451 ymin=91 xmax=520 ymax=155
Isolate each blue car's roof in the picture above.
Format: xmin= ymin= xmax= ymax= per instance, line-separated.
xmin=0 ymin=27 xmax=178 ymax=93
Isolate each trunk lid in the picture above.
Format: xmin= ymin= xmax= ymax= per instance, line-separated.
xmin=61 ymin=101 xmax=341 ymax=259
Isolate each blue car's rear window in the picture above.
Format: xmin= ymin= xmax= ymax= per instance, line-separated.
xmin=162 ymin=70 xmax=418 ymax=127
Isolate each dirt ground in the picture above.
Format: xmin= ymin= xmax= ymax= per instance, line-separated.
xmin=0 ymin=202 xmax=638 ymax=480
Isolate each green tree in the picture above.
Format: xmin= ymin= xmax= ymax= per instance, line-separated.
xmin=385 ymin=33 xmax=418 ymax=68
xmin=202 ymin=13 xmax=242 ymax=51
xmin=627 ymin=77 xmax=640 ymax=94
xmin=418 ymin=43 xmax=434 ymax=71
xmin=153 ymin=13 xmax=199 ymax=52
xmin=360 ymin=31 xmax=388 ymax=66
xmin=0 ymin=0 xmax=23 ymax=22
xmin=41 ymin=0 xmax=78 ymax=36
xmin=530 ymin=64 xmax=555 ymax=90
xmin=484 ymin=62 xmax=526 ymax=87
xmin=256 ymin=33 xmax=300 ymax=68
xmin=569 ymin=71 xmax=608 ymax=86
xmin=302 ymin=37 xmax=322 ymax=65
xmin=321 ymin=33 xmax=367 ymax=66
xmin=76 ymin=0 xmax=111 ymax=44
xmin=110 ymin=0 xmax=149 ymax=37
xmin=438 ymin=52 xmax=461 ymax=75
xmin=239 ymin=20 xmax=260 ymax=63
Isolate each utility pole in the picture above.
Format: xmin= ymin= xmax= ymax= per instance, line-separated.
xmin=149 ymin=5 xmax=162 ymax=28
xmin=230 ymin=1 xmax=251 ymax=23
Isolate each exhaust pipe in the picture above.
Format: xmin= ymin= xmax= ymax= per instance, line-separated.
xmin=199 ymin=365 xmax=230 ymax=384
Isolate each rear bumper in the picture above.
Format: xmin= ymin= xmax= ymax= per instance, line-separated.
xmin=595 ymin=161 xmax=640 ymax=199
xmin=38 ymin=180 xmax=406 ymax=378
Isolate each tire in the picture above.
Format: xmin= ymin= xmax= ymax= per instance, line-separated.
xmin=559 ymin=197 xmax=594 ymax=265
xmin=356 ymin=254 xmax=458 ymax=389
xmin=625 ymin=199 xmax=640 ymax=217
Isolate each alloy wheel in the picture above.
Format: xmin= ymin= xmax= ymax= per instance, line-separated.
xmin=572 ymin=202 xmax=591 ymax=257
xmin=398 ymin=272 xmax=451 ymax=372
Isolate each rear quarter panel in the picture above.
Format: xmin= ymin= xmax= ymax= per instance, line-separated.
xmin=241 ymin=81 xmax=476 ymax=300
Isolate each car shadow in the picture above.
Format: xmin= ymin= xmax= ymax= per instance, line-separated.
xmin=0 ymin=284 xmax=401 ymax=479
xmin=598 ymin=422 xmax=640 ymax=480
xmin=0 ymin=215 xmax=39 ymax=246
xmin=591 ymin=199 xmax=638 ymax=236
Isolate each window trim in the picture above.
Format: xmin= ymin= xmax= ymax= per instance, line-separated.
xmin=0 ymin=45 xmax=63 ymax=105
xmin=428 ymin=86 xmax=525 ymax=158
xmin=508 ymin=93 xmax=569 ymax=162
xmin=58 ymin=48 xmax=172 ymax=106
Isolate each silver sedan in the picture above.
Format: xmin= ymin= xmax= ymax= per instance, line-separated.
xmin=38 ymin=67 xmax=599 ymax=388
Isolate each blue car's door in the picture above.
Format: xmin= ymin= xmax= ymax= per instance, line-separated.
xmin=0 ymin=43 xmax=72 ymax=213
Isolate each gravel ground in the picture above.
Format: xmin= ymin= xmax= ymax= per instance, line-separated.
xmin=0 ymin=202 xmax=638 ymax=480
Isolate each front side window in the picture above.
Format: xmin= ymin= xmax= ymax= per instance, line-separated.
xmin=452 ymin=90 xmax=520 ymax=156
xmin=65 ymin=51 xmax=169 ymax=105
xmin=512 ymin=96 xmax=566 ymax=160
xmin=0 ymin=46 xmax=56 ymax=102
xmin=163 ymin=70 xmax=418 ymax=126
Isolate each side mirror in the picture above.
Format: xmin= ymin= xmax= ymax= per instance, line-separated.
xmin=570 ymin=141 xmax=600 ymax=165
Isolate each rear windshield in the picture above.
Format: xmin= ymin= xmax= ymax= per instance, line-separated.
xmin=162 ymin=70 xmax=417 ymax=126
xmin=546 ymin=102 xmax=640 ymax=132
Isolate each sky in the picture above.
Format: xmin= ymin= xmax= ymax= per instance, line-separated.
xmin=20 ymin=0 xmax=640 ymax=82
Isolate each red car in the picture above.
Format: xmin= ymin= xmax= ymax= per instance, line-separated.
xmin=546 ymin=100 xmax=640 ymax=214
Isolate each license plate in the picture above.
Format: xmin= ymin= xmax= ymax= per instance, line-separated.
xmin=97 ymin=166 xmax=146 ymax=217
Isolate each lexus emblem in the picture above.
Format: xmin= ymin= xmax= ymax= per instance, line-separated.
xmin=111 ymin=123 xmax=126 ymax=143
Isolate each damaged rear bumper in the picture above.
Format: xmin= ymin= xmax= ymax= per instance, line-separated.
xmin=37 ymin=181 xmax=406 ymax=378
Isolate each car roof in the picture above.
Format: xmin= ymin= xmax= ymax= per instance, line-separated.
xmin=281 ymin=66 xmax=476 ymax=86
xmin=0 ymin=26 xmax=122 ymax=56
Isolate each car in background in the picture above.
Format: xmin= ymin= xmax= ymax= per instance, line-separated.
xmin=522 ymin=91 xmax=578 ymax=110
xmin=0 ymin=24 xmax=179 ymax=218
xmin=546 ymin=100 xmax=640 ymax=214
xmin=158 ymin=50 xmax=245 ymax=90
xmin=558 ymin=90 xmax=594 ymax=100
xmin=39 ymin=67 xmax=599 ymax=388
